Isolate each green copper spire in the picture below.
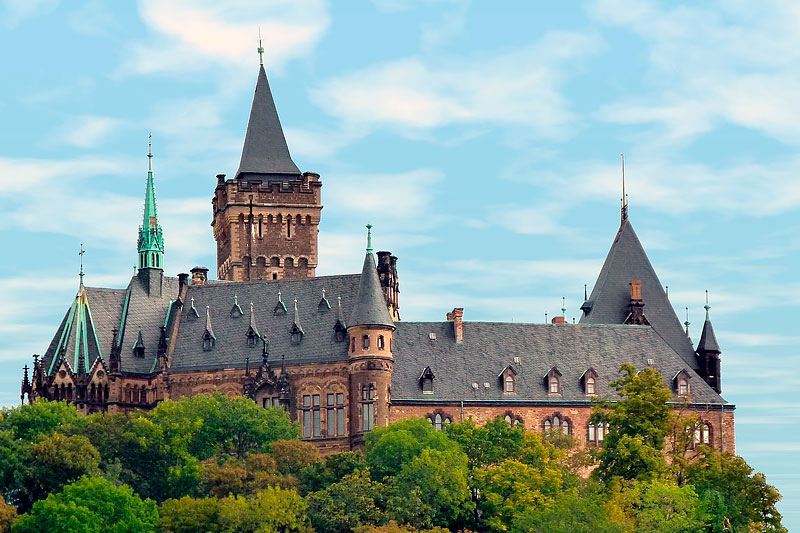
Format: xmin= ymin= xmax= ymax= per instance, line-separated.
xmin=366 ymin=224 xmax=373 ymax=254
xmin=137 ymin=133 xmax=164 ymax=270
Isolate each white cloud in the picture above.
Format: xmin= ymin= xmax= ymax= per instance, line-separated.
xmin=49 ymin=115 xmax=124 ymax=149
xmin=1 ymin=0 xmax=59 ymax=28
xmin=122 ymin=0 xmax=330 ymax=76
xmin=311 ymin=31 xmax=603 ymax=136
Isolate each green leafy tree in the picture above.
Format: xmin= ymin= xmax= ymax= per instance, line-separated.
xmin=444 ymin=417 xmax=525 ymax=469
xmin=270 ymin=439 xmax=319 ymax=476
xmin=0 ymin=401 xmax=80 ymax=443
xmin=200 ymin=453 xmax=292 ymax=498
xmin=386 ymin=448 xmax=472 ymax=530
xmin=159 ymin=496 xmax=221 ymax=533
xmin=513 ymin=487 xmax=627 ymax=533
xmin=147 ymin=393 xmax=299 ymax=460
xmin=299 ymin=451 xmax=366 ymax=494
xmin=306 ymin=470 xmax=383 ymax=533
xmin=12 ymin=476 xmax=159 ymax=533
xmin=354 ymin=523 xmax=449 ymax=533
xmin=475 ymin=458 xmax=565 ymax=532
xmin=615 ymin=479 xmax=706 ymax=533
xmin=365 ymin=418 xmax=459 ymax=480
xmin=0 ymin=495 xmax=16 ymax=533
xmin=592 ymin=364 xmax=673 ymax=482
xmin=218 ymin=486 xmax=310 ymax=533
xmin=0 ymin=431 xmax=22 ymax=503
xmin=687 ymin=451 xmax=786 ymax=532
xmin=13 ymin=433 xmax=100 ymax=512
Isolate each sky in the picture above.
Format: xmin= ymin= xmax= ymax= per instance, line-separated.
xmin=1 ymin=0 xmax=799 ymax=526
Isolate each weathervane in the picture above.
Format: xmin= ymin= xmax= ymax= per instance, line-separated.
xmin=258 ymin=28 xmax=264 ymax=66
xmin=78 ymin=242 xmax=85 ymax=283
xmin=621 ymin=153 xmax=628 ymax=222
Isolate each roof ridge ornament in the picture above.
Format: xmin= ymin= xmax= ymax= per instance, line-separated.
xmin=704 ymin=289 xmax=711 ymax=319
xmin=318 ymin=288 xmax=331 ymax=310
xmin=684 ymin=306 xmax=690 ymax=336
xmin=274 ymin=290 xmax=287 ymax=315
xmin=621 ymin=153 xmax=628 ymax=222
xmin=258 ymin=28 xmax=264 ymax=66
xmin=78 ymin=242 xmax=86 ymax=288
xmin=366 ymin=224 xmax=373 ymax=254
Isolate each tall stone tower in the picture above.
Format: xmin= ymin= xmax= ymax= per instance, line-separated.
xmin=347 ymin=226 xmax=396 ymax=447
xmin=212 ymin=50 xmax=321 ymax=282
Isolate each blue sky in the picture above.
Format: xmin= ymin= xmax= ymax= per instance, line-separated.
xmin=1 ymin=0 xmax=799 ymax=526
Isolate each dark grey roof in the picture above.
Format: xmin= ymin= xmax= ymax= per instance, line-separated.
xmin=580 ymin=218 xmax=699 ymax=370
xmin=170 ymin=275 xmax=361 ymax=372
xmin=118 ymin=274 xmax=180 ymax=374
xmin=41 ymin=285 xmax=126 ymax=375
xmin=349 ymin=253 xmax=395 ymax=329
xmin=697 ymin=311 xmax=721 ymax=354
xmin=234 ymin=65 xmax=301 ymax=180
xmin=391 ymin=321 xmax=728 ymax=405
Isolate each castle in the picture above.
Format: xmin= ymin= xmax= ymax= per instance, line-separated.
xmin=20 ymin=54 xmax=734 ymax=454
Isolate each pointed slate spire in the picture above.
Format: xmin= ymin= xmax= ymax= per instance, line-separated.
xmin=580 ymin=216 xmax=698 ymax=369
xmin=230 ymin=294 xmax=244 ymax=317
xmin=234 ymin=54 xmax=301 ymax=180
xmin=138 ymin=134 xmax=164 ymax=270
xmin=133 ymin=330 xmax=145 ymax=355
xmin=697 ymin=293 xmax=721 ymax=354
xmin=274 ymin=290 xmax=287 ymax=315
xmin=318 ymin=288 xmax=331 ymax=310
xmin=350 ymin=226 xmax=395 ymax=329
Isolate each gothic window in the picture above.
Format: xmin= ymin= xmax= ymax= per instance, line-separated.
xmin=362 ymin=335 xmax=370 ymax=350
xmin=301 ymin=394 xmax=322 ymax=439
xmin=543 ymin=414 xmax=571 ymax=436
xmin=545 ymin=367 xmax=562 ymax=395
xmin=434 ymin=413 xmax=443 ymax=431
xmin=361 ymin=384 xmax=375 ymax=432
xmin=203 ymin=331 xmax=215 ymax=351
xmin=588 ymin=422 xmax=608 ymax=444
xmin=262 ymin=396 xmax=279 ymax=408
xmin=550 ymin=376 xmax=560 ymax=394
xmin=420 ymin=367 xmax=435 ymax=394
xmin=351 ymin=337 xmax=356 ymax=353
xmin=246 ymin=329 xmax=258 ymax=347
xmin=377 ymin=335 xmax=385 ymax=350
xmin=291 ymin=326 xmax=303 ymax=345
xmin=504 ymin=414 xmax=513 ymax=425
xmin=505 ymin=374 xmax=515 ymax=393
xmin=586 ymin=377 xmax=596 ymax=395
xmin=692 ymin=422 xmax=712 ymax=447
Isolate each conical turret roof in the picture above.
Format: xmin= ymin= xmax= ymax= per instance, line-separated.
xmin=350 ymin=252 xmax=395 ymax=329
xmin=697 ymin=306 xmax=721 ymax=354
xmin=581 ymin=218 xmax=698 ymax=369
xmin=235 ymin=65 xmax=301 ymax=180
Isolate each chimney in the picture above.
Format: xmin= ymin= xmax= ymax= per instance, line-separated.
xmin=190 ymin=266 xmax=209 ymax=286
xmin=446 ymin=307 xmax=464 ymax=344
xmin=551 ymin=316 xmax=566 ymax=324
xmin=377 ymin=251 xmax=400 ymax=321
xmin=177 ymin=273 xmax=189 ymax=303
xmin=630 ymin=280 xmax=642 ymax=301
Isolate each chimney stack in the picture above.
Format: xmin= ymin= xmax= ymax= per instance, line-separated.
xmin=551 ymin=316 xmax=566 ymax=324
xmin=177 ymin=273 xmax=189 ymax=302
xmin=446 ymin=307 xmax=464 ymax=344
xmin=190 ymin=266 xmax=209 ymax=286
xmin=630 ymin=280 xmax=642 ymax=301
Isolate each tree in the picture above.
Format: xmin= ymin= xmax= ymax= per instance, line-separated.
xmin=613 ymin=479 xmax=706 ymax=533
xmin=299 ymin=451 xmax=366 ymax=494
xmin=475 ymin=458 xmax=564 ymax=531
xmin=0 ymin=431 xmax=22 ymax=503
xmin=146 ymin=393 xmax=299 ymax=460
xmin=218 ymin=487 xmax=310 ymax=533
xmin=13 ymin=433 xmax=100 ymax=512
xmin=444 ymin=417 xmax=525 ymax=470
xmin=513 ymin=487 xmax=627 ymax=533
xmin=159 ymin=496 xmax=221 ymax=533
xmin=386 ymin=448 xmax=472 ymax=530
xmin=306 ymin=470 xmax=383 ymax=533
xmin=687 ymin=451 xmax=786 ymax=532
xmin=12 ymin=476 xmax=159 ymax=533
xmin=0 ymin=402 xmax=80 ymax=443
xmin=200 ymin=453 xmax=292 ymax=498
xmin=592 ymin=364 xmax=673 ymax=482
xmin=270 ymin=439 xmax=319 ymax=476
xmin=354 ymin=523 xmax=449 ymax=533
xmin=0 ymin=496 xmax=16 ymax=533
xmin=365 ymin=418 xmax=458 ymax=481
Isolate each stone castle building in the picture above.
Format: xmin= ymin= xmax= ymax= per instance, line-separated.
xmin=20 ymin=55 xmax=734 ymax=454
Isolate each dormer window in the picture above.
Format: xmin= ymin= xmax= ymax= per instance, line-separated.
xmin=290 ymin=324 xmax=303 ymax=345
xmin=419 ymin=367 xmax=435 ymax=394
xmin=673 ymin=369 xmax=692 ymax=397
xmin=246 ymin=328 xmax=258 ymax=347
xmin=544 ymin=367 xmax=562 ymax=395
xmin=499 ymin=365 xmax=518 ymax=394
xmin=334 ymin=322 xmax=347 ymax=342
xmin=377 ymin=335 xmax=385 ymax=350
xmin=132 ymin=330 xmax=145 ymax=358
xmin=202 ymin=331 xmax=215 ymax=351
xmin=581 ymin=368 xmax=598 ymax=396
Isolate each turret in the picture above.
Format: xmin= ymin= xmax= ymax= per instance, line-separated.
xmin=137 ymin=135 xmax=165 ymax=296
xmin=347 ymin=225 xmax=396 ymax=446
xmin=696 ymin=293 xmax=722 ymax=393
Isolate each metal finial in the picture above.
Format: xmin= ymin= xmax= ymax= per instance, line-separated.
xmin=234 ymin=294 xmax=238 ymax=305
xmin=561 ymin=297 xmax=567 ymax=318
xmin=665 ymin=285 xmax=669 ymax=298
xmin=544 ymin=312 xmax=548 ymax=324
xmin=684 ymin=306 xmax=690 ymax=335
xmin=584 ymin=283 xmax=587 ymax=301
xmin=294 ymin=298 xmax=298 ymax=309
xmin=258 ymin=28 xmax=264 ymax=66
xmin=78 ymin=242 xmax=85 ymax=283
xmin=322 ymin=288 xmax=326 ymax=298
xmin=704 ymin=290 xmax=711 ymax=318
xmin=366 ymin=224 xmax=373 ymax=254
xmin=147 ymin=133 xmax=153 ymax=172
xmin=277 ymin=290 xmax=282 ymax=302
xmin=620 ymin=153 xmax=628 ymax=222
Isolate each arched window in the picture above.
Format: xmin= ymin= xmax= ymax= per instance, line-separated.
xmin=434 ymin=413 xmax=443 ymax=431
xmin=362 ymin=335 xmax=370 ymax=349
xmin=444 ymin=417 xmax=452 ymax=426
xmin=544 ymin=419 xmax=551 ymax=432
xmin=270 ymin=256 xmax=280 ymax=267
xmin=285 ymin=257 xmax=294 ymax=267
xmin=544 ymin=415 xmax=571 ymax=436
xmin=351 ymin=337 xmax=356 ymax=353
xmin=504 ymin=414 xmax=513 ymax=425
xmin=377 ymin=335 xmax=385 ymax=350
xmin=702 ymin=423 xmax=711 ymax=445
xmin=505 ymin=374 xmax=515 ymax=393
xmin=586 ymin=377 xmax=596 ymax=395
xmin=550 ymin=377 xmax=560 ymax=394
